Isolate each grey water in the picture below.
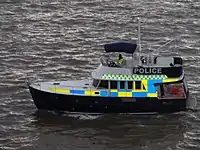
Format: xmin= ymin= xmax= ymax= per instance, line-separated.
xmin=0 ymin=0 xmax=200 ymax=149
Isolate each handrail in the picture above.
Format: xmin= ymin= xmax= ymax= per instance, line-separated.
xmin=149 ymin=36 xmax=182 ymax=56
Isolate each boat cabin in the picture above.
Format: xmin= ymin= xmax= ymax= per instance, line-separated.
xmin=92 ymin=77 xmax=187 ymax=99
xmin=91 ymin=41 xmax=188 ymax=100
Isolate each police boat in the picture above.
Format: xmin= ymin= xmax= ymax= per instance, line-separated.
xmin=28 ymin=18 xmax=193 ymax=113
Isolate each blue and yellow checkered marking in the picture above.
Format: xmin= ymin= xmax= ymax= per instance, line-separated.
xmin=49 ymin=75 xmax=180 ymax=98
xmin=49 ymin=82 xmax=157 ymax=98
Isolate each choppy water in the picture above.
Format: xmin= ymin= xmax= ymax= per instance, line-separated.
xmin=0 ymin=0 xmax=200 ymax=149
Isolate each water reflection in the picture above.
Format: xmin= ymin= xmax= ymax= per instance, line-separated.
xmin=30 ymin=111 xmax=188 ymax=150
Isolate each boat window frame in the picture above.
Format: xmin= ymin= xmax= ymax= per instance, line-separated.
xmin=92 ymin=79 xmax=99 ymax=88
xmin=132 ymin=80 xmax=147 ymax=91
xmin=120 ymin=81 xmax=126 ymax=89
xmin=135 ymin=81 xmax=142 ymax=90
xmin=98 ymin=80 xmax=109 ymax=89
xmin=110 ymin=80 xmax=118 ymax=89
xmin=128 ymin=81 xmax=133 ymax=89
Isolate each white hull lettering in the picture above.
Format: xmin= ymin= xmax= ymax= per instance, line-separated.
xmin=133 ymin=68 xmax=162 ymax=74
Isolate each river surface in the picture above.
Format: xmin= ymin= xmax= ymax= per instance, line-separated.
xmin=0 ymin=0 xmax=200 ymax=150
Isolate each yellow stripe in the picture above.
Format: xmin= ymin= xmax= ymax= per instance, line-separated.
xmin=49 ymin=88 xmax=70 ymax=94
xmin=110 ymin=89 xmax=118 ymax=92
xmin=118 ymin=92 xmax=132 ymax=97
xmin=141 ymin=80 xmax=148 ymax=92
xmin=126 ymin=92 xmax=132 ymax=97
xmin=85 ymin=90 xmax=100 ymax=96
xmin=163 ymin=78 xmax=179 ymax=83
xmin=147 ymin=93 xmax=158 ymax=97
xmin=132 ymin=89 xmax=145 ymax=92
xmin=85 ymin=90 xmax=91 ymax=95
xmin=118 ymin=92 xmax=126 ymax=97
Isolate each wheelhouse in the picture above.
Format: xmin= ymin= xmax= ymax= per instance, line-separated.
xmin=93 ymin=78 xmax=188 ymax=99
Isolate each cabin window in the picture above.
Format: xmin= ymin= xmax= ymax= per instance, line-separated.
xmin=135 ymin=81 xmax=141 ymax=90
xmin=128 ymin=81 xmax=133 ymax=89
xmin=92 ymin=79 xmax=99 ymax=87
xmin=157 ymin=83 xmax=186 ymax=99
xmin=120 ymin=81 xmax=125 ymax=89
xmin=174 ymin=57 xmax=182 ymax=65
xmin=110 ymin=81 xmax=117 ymax=89
xmin=98 ymin=80 xmax=108 ymax=89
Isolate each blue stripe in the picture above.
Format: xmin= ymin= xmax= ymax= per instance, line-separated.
xmin=110 ymin=92 xmax=118 ymax=97
xmin=100 ymin=91 xmax=108 ymax=97
xmin=70 ymin=90 xmax=84 ymax=95
xmin=132 ymin=92 xmax=147 ymax=97
xmin=148 ymin=80 xmax=162 ymax=93
xmin=118 ymin=89 xmax=127 ymax=92
xmin=126 ymin=89 xmax=132 ymax=92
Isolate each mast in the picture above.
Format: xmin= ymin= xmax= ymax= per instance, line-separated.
xmin=137 ymin=17 xmax=141 ymax=65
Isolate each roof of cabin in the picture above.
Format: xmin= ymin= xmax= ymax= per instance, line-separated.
xmin=104 ymin=41 xmax=137 ymax=54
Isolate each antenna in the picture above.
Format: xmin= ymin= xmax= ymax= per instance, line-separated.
xmin=137 ymin=17 xmax=141 ymax=65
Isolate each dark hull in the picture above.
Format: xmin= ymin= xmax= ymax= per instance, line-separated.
xmin=28 ymin=86 xmax=192 ymax=113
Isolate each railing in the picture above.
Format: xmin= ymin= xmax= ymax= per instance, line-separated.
xmin=100 ymin=53 xmax=158 ymax=68
xmin=148 ymin=37 xmax=181 ymax=57
xmin=100 ymin=56 xmax=108 ymax=66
